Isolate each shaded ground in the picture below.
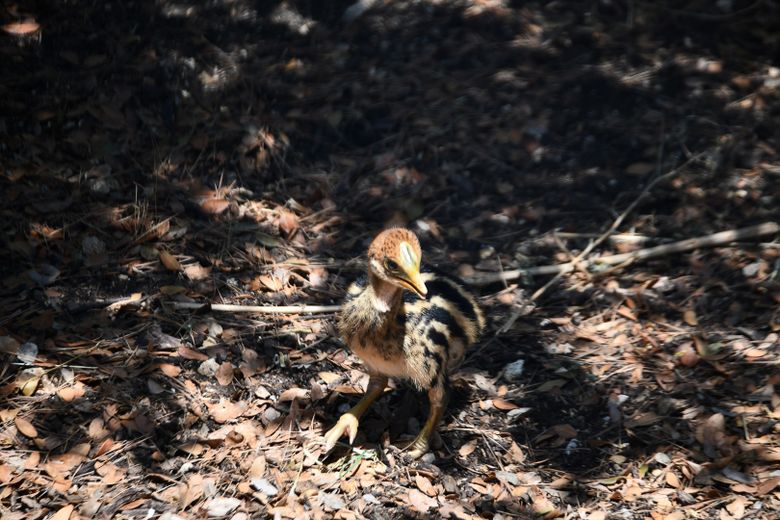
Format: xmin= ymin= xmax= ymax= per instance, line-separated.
xmin=1 ymin=0 xmax=779 ymax=518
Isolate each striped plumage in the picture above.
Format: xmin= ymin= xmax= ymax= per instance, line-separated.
xmin=324 ymin=228 xmax=485 ymax=459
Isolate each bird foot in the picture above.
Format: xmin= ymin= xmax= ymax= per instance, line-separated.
xmin=323 ymin=413 xmax=360 ymax=452
xmin=401 ymin=434 xmax=430 ymax=460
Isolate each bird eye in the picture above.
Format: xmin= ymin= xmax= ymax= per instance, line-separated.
xmin=384 ymin=259 xmax=400 ymax=272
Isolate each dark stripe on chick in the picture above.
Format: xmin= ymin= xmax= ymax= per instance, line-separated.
xmin=424 ymin=278 xmax=478 ymax=323
xmin=427 ymin=328 xmax=449 ymax=349
xmin=418 ymin=305 xmax=466 ymax=342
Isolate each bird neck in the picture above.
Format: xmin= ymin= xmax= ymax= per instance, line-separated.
xmin=367 ymin=271 xmax=402 ymax=313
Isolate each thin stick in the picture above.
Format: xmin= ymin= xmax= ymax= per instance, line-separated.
xmin=529 ymin=151 xmax=702 ymax=301
xmin=467 ymin=222 xmax=779 ymax=286
xmin=166 ymin=302 xmax=342 ymax=314
xmin=166 ymin=223 xmax=779 ymax=314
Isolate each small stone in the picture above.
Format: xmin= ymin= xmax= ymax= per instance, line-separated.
xmin=263 ymin=407 xmax=281 ymax=423
xmin=81 ymin=235 xmax=106 ymax=255
xmin=205 ymin=497 xmax=241 ymax=518
xmin=503 ymin=359 xmax=525 ymax=381
xmin=251 ymin=478 xmax=278 ymax=496
xmin=495 ymin=471 xmax=520 ymax=486
xmin=507 ymin=407 xmax=531 ymax=419
xmin=17 ymin=342 xmax=38 ymax=364
xmin=544 ymin=342 xmax=573 ymax=355
xmin=198 ymin=358 xmax=220 ymax=377
xmin=319 ymin=492 xmax=346 ymax=511
xmin=654 ymin=452 xmax=672 ymax=465
xmin=653 ymin=276 xmax=675 ymax=293
xmin=742 ymin=262 xmax=761 ymax=277
xmin=479 ymin=246 xmax=495 ymax=259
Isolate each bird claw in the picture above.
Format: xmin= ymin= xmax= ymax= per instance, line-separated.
xmin=401 ymin=435 xmax=430 ymax=460
xmin=323 ymin=413 xmax=360 ymax=452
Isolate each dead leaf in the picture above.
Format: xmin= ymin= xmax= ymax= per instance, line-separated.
xmin=2 ymin=21 xmax=41 ymax=35
xmin=756 ymin=476 xmax=780 ymax=495
xmin=208 ymin=400 xmax=245 ymax=423
xmin=459 ymin=439 xmax=477 ymax=457
xmin=726 ymin=496 xmax=747 ymax=519
xmin=96 ymin=461 xmax=126 ymax=486
xmin=278 ymin=387 xmax=308 ymax=402
xmin=278 ymin=209 xmax=299 ymax=237
xmin=15 ymin=416 xmax=38 ymax=438
xmin=318 ymin=371 xmax=341 ymax=385
xmin=492 ymin=398 xmax=518 ymax=411
xmin=57 ymin=381 xmax=86 ymax=402
xmin=683 ymin=309 xmax=698 ymax=326
xmin=617 ymin=306 xmax=637 ymax=321
xmin=49 ymin=505 xmax=74 ymax=520
xmin=248 ymin=455 xmax=266 ymax=478
xmin=407 ymin=488 xmax=437 ymax=513
xmin=199 ymin=198 xmax=230 ymax=215
xmin=159 ymin=250 xmax=181 ymax=271
xmin=216 ymin=362 xmax=234 ymax=386
xmin=156 ymin=363 xmax=182 ymax=377
xmin=414 ymin=474 xmax=436 ymax=497
xmin=184 ymin=264 xmax=211 ymax=281
xmin=178 ymin=345 xmax=209 ymax=361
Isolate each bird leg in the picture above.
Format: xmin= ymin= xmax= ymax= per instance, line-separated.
xmin=404 ymin=385 xmax=448 ymax=459
xmin=323 ymin=374 xmax=388 ymax=452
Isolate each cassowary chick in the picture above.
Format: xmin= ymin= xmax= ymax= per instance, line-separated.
xmin=324 ymin=228 xmax=485 ymax=458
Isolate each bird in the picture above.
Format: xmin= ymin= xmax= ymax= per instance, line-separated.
xmin=323 ymin=227 xmax=485 ymax=458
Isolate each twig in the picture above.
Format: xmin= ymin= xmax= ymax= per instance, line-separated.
xmin=529 ymin=151 xmax=703 ymax=301
xmin=590 ymin=222 xmax=780 ymax=266
xmin=166 ymin=302 xmax=342 ymax=314
xmin=467 ymin=222 xmax=780 ymax=286
xmin=167 ymin=223 xmax=779 ymax=315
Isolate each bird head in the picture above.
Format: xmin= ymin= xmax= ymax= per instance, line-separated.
xmin=367 ymin=228 xmax=427 ymax=299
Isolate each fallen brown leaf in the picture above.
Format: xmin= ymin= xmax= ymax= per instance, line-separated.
xmin=177 ymin=345 xmax=209 ymax=361
xmin=407 ymin=488 xmax=437 ymax=513
xmin=159 ymin=250 xmax=181 ymax=271
xmin=492 ymin=398 xmax=518 ymax=411
xmin=414 ymin=474 xmax=436 ymax=497
xmin=216 ymin=362 xmax=234 ymax=386
xmin=199 ymin=198 xmax=230 ymax=215
xmin=184 ymin=264 xmax=211 ymax=281
xmin=2 ymin=21 xmax=40 ymax=35
xmin=459 ymin=439 xmax=477 ymax=457
xmin=683 ymin=308 xmax=698 ymax=326
xmin=15 ymin=416 xmax=38 ymax=438
xmin=208 ymin=399 xmax=245 ymax=423
xmin=278 ymin=209 xmax=299 ymax=236
xmin=155 ymin=363 xmax=182 ymax=377
xmin=49 ymin=505 xmax=74 ymax=520
xmin=57 ymin=381 xmax=86 ymax=402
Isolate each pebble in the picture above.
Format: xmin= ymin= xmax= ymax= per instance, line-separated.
xmin=319 ymin=492 xmax=346 ymax=511
xmin=503 ymin=359 xmax=525 ymax=381
xmin=251 ymin=478 xmax=278 ymax=496
xmin=198 ymin=358 xmax=220 ymax=377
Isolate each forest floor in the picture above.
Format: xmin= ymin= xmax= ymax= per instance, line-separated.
xmin=1 ymin=0 xmax=780 ymax=519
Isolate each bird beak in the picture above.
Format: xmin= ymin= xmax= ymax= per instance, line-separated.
xmin=402 ymin=268 xmax=427 ymax=299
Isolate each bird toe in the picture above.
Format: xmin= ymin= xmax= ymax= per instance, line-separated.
xmin=323 ymin=413 xmax=360 ymax=452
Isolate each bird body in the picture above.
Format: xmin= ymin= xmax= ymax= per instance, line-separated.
xmin=324 ymin=228 xmax=485 ymax=458
xmin=339 ymin=267 xmax=483 ymax=389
